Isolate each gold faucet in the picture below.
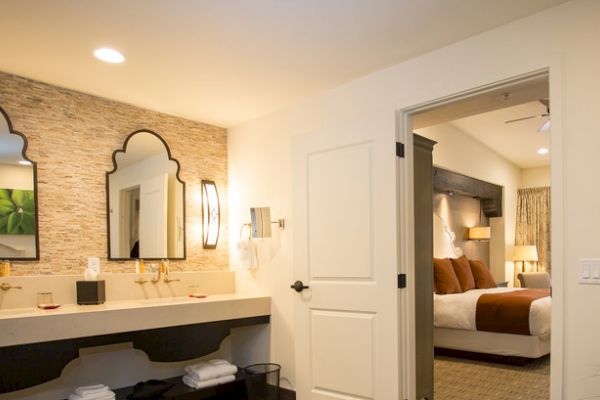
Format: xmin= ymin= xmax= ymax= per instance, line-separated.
xmin=163 ymin=260 xmax=180 ymax=283
xmin=1 ymin=283 xmax=22 ymax=291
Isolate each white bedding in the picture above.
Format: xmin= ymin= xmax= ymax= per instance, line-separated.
xmin=434 ymin=287 xmax=551 ymax=337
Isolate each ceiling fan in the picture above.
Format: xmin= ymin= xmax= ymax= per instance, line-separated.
xmin=504 ymin=99 xmax=550 ymax=132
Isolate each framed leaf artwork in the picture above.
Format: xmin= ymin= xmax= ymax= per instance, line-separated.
xmin=0 ymin=188 xmax=36 ymax=235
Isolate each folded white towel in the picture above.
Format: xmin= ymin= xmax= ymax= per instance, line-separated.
xmin=184 ymin=361 xmax=237 ymax=381
xmin=208 ymin=359 xmax=230 ymax=366
xmin=73 ymin=385 xmax=114 ymax=400
xmin=216 ymin=375 xmax=236 ymax=385
xmin=182 ymin=374 xmax=235 ymax=389
xmin=68 ymin=393 xmax=115 ymax=400
xmin=75 ymin=385 xmax=110 ymax=397
xmin=184 ymin=362 xmax=216 ymax=381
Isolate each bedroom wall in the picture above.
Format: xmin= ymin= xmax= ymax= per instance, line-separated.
xmin=229 ymin=0 xmax=600 ymax=397
xmin=416 ymin=122 xmax=520 ymax=284
xmin=433 ymin=191 xmax=490 ymax=266
xmin=521 ymin=166 xmax=551 ymax=188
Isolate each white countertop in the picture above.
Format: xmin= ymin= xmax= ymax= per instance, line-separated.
xmin=0 ymin=293 xmax=271 ymax=347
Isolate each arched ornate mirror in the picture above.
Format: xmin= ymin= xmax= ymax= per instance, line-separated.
xmin=106 ymin=130 xmax=185 ymax=260
xmin=0 ymin=106 xmax=39 ymax=260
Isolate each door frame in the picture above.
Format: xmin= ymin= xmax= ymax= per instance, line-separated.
xmin=396 ymin=64 xmax=564 ymax=399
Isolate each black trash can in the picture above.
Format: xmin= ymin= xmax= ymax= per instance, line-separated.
xmin=244 ymin=363 xmax=281 ymax=400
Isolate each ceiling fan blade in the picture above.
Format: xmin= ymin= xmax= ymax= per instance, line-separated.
xmin=538 ymin=119 xmax=551 ymax=132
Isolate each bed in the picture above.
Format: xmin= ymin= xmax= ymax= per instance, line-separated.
xmin=432 ymin=212 xmax=551 ymax=359
xmin=434 ymin=287 xmax=551 ymax=358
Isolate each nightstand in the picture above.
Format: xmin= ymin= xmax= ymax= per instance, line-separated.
xmin=496 ymin=281 xmax=509 ymax=287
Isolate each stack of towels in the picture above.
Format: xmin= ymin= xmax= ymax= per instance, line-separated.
xmin=182 ymin=359 xmax=238 ymax=390
xmin=68 ymin=385 xmax=115 ymax=400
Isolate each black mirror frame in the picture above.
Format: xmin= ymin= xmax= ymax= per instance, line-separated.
xmin=0 ymin=106 xmax=40 ymax=261
xmin=105 ymin=129 xmax=186 ymax=261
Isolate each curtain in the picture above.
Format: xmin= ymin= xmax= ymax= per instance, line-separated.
xmin=515 ymin=187 xmax=551 ymax=274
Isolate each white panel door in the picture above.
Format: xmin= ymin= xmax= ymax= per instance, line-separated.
xmin=293 ymin=123 xmax=399 ymax=400
xmin=140 ymin=173 xmax=168 ymax=258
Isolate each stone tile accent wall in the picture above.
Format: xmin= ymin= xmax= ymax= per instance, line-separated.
xmin=0 ymin=71 xmax=228 ymax=275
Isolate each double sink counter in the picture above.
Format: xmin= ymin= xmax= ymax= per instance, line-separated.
xmin=0 ymin=271 xmax=271 ymax=393
xmin=0 ymin=293 xmax=271 ymax=347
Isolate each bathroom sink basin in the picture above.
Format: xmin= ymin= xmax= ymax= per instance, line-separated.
xmin=0 ymin=293 xmax=270 ymax=347
xmin=139 ymin=296 xmax=195 ymax=305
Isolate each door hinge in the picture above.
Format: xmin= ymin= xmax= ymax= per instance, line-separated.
xmin=396 ymin=142 xmax=405 ymax=158
xmin=398 ymin=273 xmax=406 ymax=289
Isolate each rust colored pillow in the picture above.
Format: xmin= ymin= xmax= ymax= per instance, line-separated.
xmin=450 ymin=256 xmax=476 ymax=292
xmin=469 ymin=259 xmax=497 ymax=289
xmin=434 ymin=258 xmax=462 ymax=294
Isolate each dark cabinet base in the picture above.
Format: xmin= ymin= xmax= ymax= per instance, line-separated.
xmin=109 ymin=373 xmax=295 ymax=400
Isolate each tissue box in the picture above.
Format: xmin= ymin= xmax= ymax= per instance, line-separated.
xmin=76 ymin=280 xmax=106 ymax=305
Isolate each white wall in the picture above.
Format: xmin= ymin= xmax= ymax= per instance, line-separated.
xmin=521 ymin=165 xmax=551 ymax=188
xmin=229 ymin=1 xmax=600 ymax=397
xmin=416 ymin=123 xmax=521 ymax=284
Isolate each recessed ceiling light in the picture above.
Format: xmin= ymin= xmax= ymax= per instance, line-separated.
xmin=537 ymin=148 xmax=549 ymax=155
xmin=18 ymin=160 xmax=32 ymax=166
xmin=94 ymin=48 xmax=125 ymax=64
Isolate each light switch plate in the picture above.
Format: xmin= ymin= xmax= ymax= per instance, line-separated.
xmin=88 ymin=257 xmax=100 ymax=273
xmin=579 ymin=258 xmax=600 ymax=284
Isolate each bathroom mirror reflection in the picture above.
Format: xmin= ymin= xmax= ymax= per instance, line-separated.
xmin=107 ymin=130 xmax=185 ymax=260
xmin=0 ymin=106 xmax=39 ymax=260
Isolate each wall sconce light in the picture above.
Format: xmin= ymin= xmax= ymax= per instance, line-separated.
xmin=468 ymin=226 xmax=491 ymax=240
xmin=202 ymin=180 xmax=220 ymax=249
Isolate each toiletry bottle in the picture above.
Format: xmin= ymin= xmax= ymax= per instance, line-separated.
xmin=135 ymin=259 xmax=141 ymax=274
xmin=0 ymin=260 xmax=9 ymax=277
xmin=139 ymin=259 xmax=145 ymax=273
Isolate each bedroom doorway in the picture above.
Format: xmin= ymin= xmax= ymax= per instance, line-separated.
xmin=397 ymin=70 xmax=561 ymax=400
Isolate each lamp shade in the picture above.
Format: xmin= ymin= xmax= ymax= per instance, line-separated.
xmin=513 ymin=245 xmax=538 ymax=261
xmin=468 ymin=226 xmax=491 ymax=240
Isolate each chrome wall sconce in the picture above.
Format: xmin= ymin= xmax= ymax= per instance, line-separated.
xmin=202 ymin=180 xmax=220 ymax=249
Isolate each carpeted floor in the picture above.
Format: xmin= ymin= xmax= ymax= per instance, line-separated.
xmin=434 ymin=355 xmax=550 ymax=400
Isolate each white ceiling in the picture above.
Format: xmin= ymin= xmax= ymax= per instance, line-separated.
xmin=451 ymin=101 xmax=551 ymax=169
xmin=0 ymin=0 xmax=568 ymax=128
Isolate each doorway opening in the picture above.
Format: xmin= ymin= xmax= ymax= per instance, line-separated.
xmin=398 ymin=70 xmax=560 ymax=400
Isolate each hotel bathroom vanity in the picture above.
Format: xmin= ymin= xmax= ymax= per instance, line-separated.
xmin=0 ymin=83 xmax=271 ymax=397
xmin=0 ymin=272 xmax=270 ymax=393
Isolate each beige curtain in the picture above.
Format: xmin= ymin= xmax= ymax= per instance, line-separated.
xmin=515 ymin=187 xmax=551 ymax=274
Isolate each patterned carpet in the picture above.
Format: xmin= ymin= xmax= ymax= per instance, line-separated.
xmin=434 ymin=355 xmax=550 ymax=400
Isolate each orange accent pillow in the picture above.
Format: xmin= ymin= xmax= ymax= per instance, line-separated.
xmin=450 ymin=256 xmax=476 ymax=292
xmin=469 ymin=259 xmax=497 ymax=289
xmin=434 ymin=258 xmax=462 ymax=294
